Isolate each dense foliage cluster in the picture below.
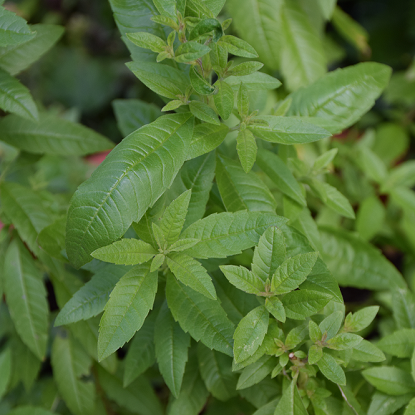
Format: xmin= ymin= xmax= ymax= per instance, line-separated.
xmin=0 ymin=0 xmax=415 ymax=414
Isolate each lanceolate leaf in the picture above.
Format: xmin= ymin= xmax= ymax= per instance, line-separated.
xmin=377 ymin=329 xmax=415 ymax=358
xmin=363 ymin=366 xmax=415 ymax=396
xmin=166 ymin=275 xmax=234 ymax=356
xmin=274 ymin=378 xmax=308 ymax=415
xmin=180 ymin=211 xmax=288 ymax=259
xmin=98 ymin=264 xmax=158 ymax=361
xmin=4 ymin=239 xmax=48 ymax=360
xmin=281 ymin=290 xmax=332 ymax=320
xmin=317 ymin=352 xmax=346 ymax=385
xmin=236 ymin=128 xmax=257 ymax=173
xmin=225 ymin=72 xmax=281 ymax=91
xmin=0 ymin=113 xmax=114 ymax=156
xmin=220 ymin=265 xmax=264 ymax=295
xmin=66 ymin=113 xmax=194 ymax=268
xmin=155 ymin=303 xmax=190 ymax=398
xmin=214 ymin=80 xmax=234 ymax=120
xmin=0 ymin=67 xmax=38 ymax=120
xmin=0 ymin=6 xmax=35 ymax=47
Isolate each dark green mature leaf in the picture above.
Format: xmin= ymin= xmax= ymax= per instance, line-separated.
xmin=187 ymin=123 xmax=229 ymax=160
xmin=155 ymin=303 xmax=190 ymax=398
xmin=66 ymin=113 xmax=194 ymax=268
xmin=8 ymin=407 xmax=56 ymax=415
xmin=234 ymin=305 xmax=269 ymax=363
xmin=0 ymin=67 xmax=37 ymax=120
xmin=319 ymin=227 xmax=406 ymax=290
xmin=55 ymin=265 xmax=130 ymax=326
xmin=377 ymin=329 xmax=415 ymax=358
xmin=257 ymin=149 xmax=306 ymax=206
xmin=51 ymin=335 xmax=95 ymax=415
xmin=288 ymin=62 xmax=392 ymax=132
xmin=0 ymin=113 xmax=113 ymax=156
xmin=220 ymin=265 xmax=264 ymax=295
xmin=4 ymin=239 xmax=48 ymax=360
xmin=181 ymin=211 xmax=287 ymax=259
xmin=317 ymin=352 xmax=346 ymax=385
xmin=216 ymin=153 xmax=277 ymax=213
xmin=0 ymin=347 xmax=11 ymax=399
xmin=166 ymin=275 xmax=234 ymax=356
xmin=249 ymin=116 xmax=331 ymax=144
xmin=275 ymin=378 xmax=308 ymax=414
xmin=281 ymin=290 xmax=331 ymax=320
xmin=363 ymin=366 xmax=415 ymax=396
xmin=0 ymin=24 xmax=63 ymax=75
xmin=98 ymin=264 xmax=158 ymax=361
xmin=0 ymin=6 xmax=35 ymax=47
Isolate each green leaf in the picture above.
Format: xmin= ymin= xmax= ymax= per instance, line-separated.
xmin=7 ymin=407 xmax=56 ymax=415
xmin=153 ymin=0 xmax=176 ymax=18
xmin=249 ymin=116 xmax=331 ymax=144
xmin=214 ymin=80 xmax=234 ymax=120
xmin=344 ymin=305 xmax=379 ymax=332
xmin=236 ymin=355 xmax=275 ymax=390
xmin=166 ymin=275 xmax=234 ymax=356
xmin=356 ymin=196 xmax=386 ymax=241
xmin=392 ymin=288 xmax=415 ymax=329
xmin=281 ymin=290 xmax=331 ymax=320
xmin=189 ymin=18 xmax=223 ymax=42
xmin=220 ymin=265 xmax=264 ymax=295
xmin=127 ymin=61 xmax=189 ymax=99
xmin=66 ymin=113 xmax=194 ymax=268
xmin=280 ymin=0 xmax=326 ymax=92
xmin=91 ymin=239 xmax=157 ymax=265
xmin=37 ymin=216 xmax=66 ymax=261
xmin=319 ymin=311 xmax=343 ymax=339
xmin=151 ymin=253 xmax=165 ymax=271
xmin=0 ymin=24 xmax=63 ymax=75
xmin=225 ymin=72 xmax=281 ymax=91
xmin=319 ymin=227 xmax=406 ymax=290
xmin=265 ymin=297 xmax=286 ymax=322
xmin=0 ymin=6 xmax=35 ymax=47
xmin=257 ymin=148 xmax=306 ymax=206
xmin=377 ymin=329 xmax=415 ymax=358
xmin=356 ymin=146 xmax=388 ymax=184
xmin=181 ymin=211 xmax=287 ymax=259
xmin=0 ymin=182 xmax=52 ymax=255
xmin=363 ymin=366 xmax=415 ymax=396
xmin=405 ymin=398 xmax=415 ymax=415
xmin=190 ymin=66 xmax=215 ymax=95
xmin=189 ymin=100 xmax=221 ymax=125
xmin=55 ymin=265 xmax=130 ymax=326
xmin=236 ymin=128 xmax=257 ymax=173
xmin=271 ymin=252 xmax=318 ymax=294
xmin=216 ymin=153 xmax=277 ymax=213
xmin=4 ymin=239 xmax=48 ymax=360
xmin=326 ymin=333 xmax=362 ymax=350
xmin=123 ymin=312 xmax=156 ymax=387
xmin=288 ymin=63 xmax=392 ymax=132
xmin=309 ymin=320 xmax=322 ymax=342
xmin=167 ymin=252 xmax=216 ymax=299
xmin=218 ymin=35 xmax=258 ymax=58
xmin=0 ymin=113 xmax=114 ymax=156
xmin=252 ymin=226 xmax=286 ymax=283
xmin=0 ymin=67 xmax=37 ymax=120
xmin=383 ymin=161 xmax=415 ymax=191
xmin=176 ymin=41 xmax=211 ymax=63
xmin=368 ymin=392 xmax=413 ymax=415
xmin=228 ymin=61 xmax=264 ymax=77
xmin=187 ymin=123 xmax=229 ymax=160
xmin=197 ymin=343 xmax=237 ymax=401
xmin=169 ymin=238 xmax=199 ymax=252
xmin=308 ymin=345 xmax=323 ymax=365
xmin=234 ymin=305 xmax=269 ymax=363
xmin=237 ymin=81 xmax=249 ymax=117
xmin=0 ymin=347 xmax=11 ymax=399
xmin=274 ymin=378 xmax=308 ymax=415
xmin=126 ymin=32 xmax=166 ymax=53
xmin=317 ymin=352 xmax=346 ymax=385
xmin=352 ymin=340 xmax=386 ymax=363
xmin=113 ymin=99 xmax=162 ymax=137
xmin=98 ymin=264 xmax=158 ymax=361
xmin=51 ymin=335 xmax=95 ymax=415
xmin=155 ymin=303 xmax=190 ymax=398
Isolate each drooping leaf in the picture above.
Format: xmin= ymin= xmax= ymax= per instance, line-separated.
xmin=66 ymin=113 xmax=194 ymax=268
xmin=0 ymin=6 xmax=35 ymax=47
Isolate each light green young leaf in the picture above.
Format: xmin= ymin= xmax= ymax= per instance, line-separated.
xmin=153 ymin=0 xmax=176 ymax=19
xmin=0 ymin=348 xmax=11 ymax=399
xmin=280 ymin=0 xmax=326 ymax=92
xmin=377 ymin=329 xmax=415 ymax=358
xmin=166 ymin=275 xmax=234 ymax=356
xmin=265 ymin=296 xmax=286 ymax=322
xmin=216 ymin=153 xmax=277 ymax=213
xmin=4 ymin=239 xmax=48 ymax=360
xmin=309 ymin=320 xmax=323 ymax=343
xmin=317 ymin=352 xmax=346 ymax=385
xmin=236 ymin=355 xmax=275 ymax=390
xmin=51 ymin=335 xmax=95 ymax=415
xmin=237 ymin=81 xmax=249 ymax=117
xmin=236 ymin=129 xmax=257 ymax=173
xmin=392 ymin=288 xmax=415 ymax=329
xmin=326 ymin=333 xmax=363 ymax=350
xmin=271 ymin=252 xmax=318 ymax=294
xmin=308 ymin=345 xmax=323 ymax=365
xmin=314 ymin=148 xmax=338 ymax=172
xmin=155 ymin=303 xmax=190 ymax=398
xmin=169 ymin=238 xmax=200 ymax=252
xmin=257 ymin=149 xmax=306 ymax=206
xmin=220 ymin=265 xmax=264 ymax=295
xmin=249 ymin=116 xmax=331 ymax=145
xmin=167 ymin=252 xmax=216 ymax=299
xmin=0 ymin=113 xmax=114 ymax=156
xmin=187 ymin=123 xmax=229 ymax=160
xmin=344 ymin=305 xmax=379 ymax=332
xmin=55 ymin=265 xmax=130 ymax=326
xmin=181 ymin=211 xmax=287 ymax=259
xmin=189 ymin=100 xmax=221 ymax=125
xmin=319 ymin=311 xmax=343 ymax=339
xmin=228 ymin=61 xmax=264 ymax=77
xmin=197 ymin=343 xmax=237 ymax=401
xmin=91 ymin=239 xmax=157 ymax=265
xmin=285 ymin=322 xmax=309 ymax=349
xmin=123 ymin=312 xmax=156 ymax=387
xmin=152 ymin=222 xmax=166 ymax=249
xmin=274 ymin=378 xmax=308 ymax=415
xmin=225 ymin=72 xmax=281 ymax=91
xmin=190 ymin=66 xmax=215 ymax=95
xmin=281 ymin=290 xmax=331 ymax=320
xmin=66 ymin=113 xmax=194 ymax=268
xmin=214 ymin=80 xmax=234 ymax=120
xmin=175 ymin=41 xmax=211 ymax=63
xmin=150 ymin=253 xmax=165 ymax=272
xmin=252 ymin=226 xmax=286 ymax=283
xmin=98 ymin=264 xmax=158 ymax=361
xmin=0 ymin=67 xmax=37 ymax=120
xmin=0 ymin=6 xmax=35 ymax=47
xmin=352 ymin=340 xmax=386 ymax=363
xmin=126 ymin=32 xmax=166 ymax=52
xmin=363 ymin=366 xmax=415 ymax=396
xmin=218 ymin=34 xmax=258 ymax=58
xmin=288 ymin=62 xmax=392 ymax=132
xmin=234 ymin=305 xmax=269 ymax=363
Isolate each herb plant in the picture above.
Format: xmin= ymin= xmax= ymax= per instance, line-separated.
xmin=1 ymin=1 xmax=415 ymax=415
